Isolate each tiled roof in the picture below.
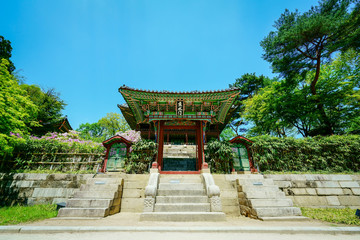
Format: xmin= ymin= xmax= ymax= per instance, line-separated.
xmin=119 ymin=85 xmax=239 ymax=94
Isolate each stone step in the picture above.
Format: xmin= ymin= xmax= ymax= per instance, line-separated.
xmin=86 ymin=178 xmax=123 ymax=185
xmin=73 ymin=190 xmax=119 ymax=199
xmin=239 ymin=185 xmax=279 ymax=192
xmin=57 ymin=208 xmax=109 ymax=217
xmin=249 ymin=198 xmax=293 ymax=207
xmin=230 ymin=175 xmax=265 ymax=180
xmin=254 ymin=207 xmax=302 ymax=217
xmin=239 ymin=190 xmax=285 ymax=199
xmin=80 ymin=184 xmax=121 ymax=192
xmin=237 ymin=179 xmax=274 ymax=186
xmin=66 ymin=199 xmax=113 ymax=208
xmin=159 ymin=175 xmax=202 ymax=184
xmin=156 ymin=196 xmax=209 ymax=203
xmin=163 ymin=155 xmax=195 ymax=158
xmin=158 ymin=183 xmax=204 ymax=190
xmin=154 ymin=203 xmax=210 ymax=212
xmin=157 ymin=189 xmax=206 ymax=196
xmin=140 ymin=212 xmax=226 ymax=221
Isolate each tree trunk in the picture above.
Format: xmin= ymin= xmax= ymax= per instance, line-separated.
xmin=310 ymin=57 xmax=334 ymax=135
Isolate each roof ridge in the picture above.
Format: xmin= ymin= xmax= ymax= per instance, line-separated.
xmin=119 ymin=85 xmax=239 ymax=94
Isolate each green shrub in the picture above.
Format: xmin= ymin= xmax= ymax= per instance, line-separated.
xmin=3 ymin=131 xmax=104 ymax=172
xmin=124 ymin=139 xmax=157 ymax=174
xmin=205 ymin=139 xmax=234 ymax=173
xmin=249 ymin=135 xmax=360 ymax=172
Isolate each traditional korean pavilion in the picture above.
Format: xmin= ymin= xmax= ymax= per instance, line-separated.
xmin=118 ymin=85 xmax=240 ymax=173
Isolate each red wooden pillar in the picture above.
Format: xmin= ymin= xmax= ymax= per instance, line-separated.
xmin=157 ymin=121 xmax=165 ymax=170
xmin=196 ymin=122 xmax=202 ymax=171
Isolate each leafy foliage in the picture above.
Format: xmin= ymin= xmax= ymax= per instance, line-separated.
xmin=21 ymin=85 xmax=66 ymax=136
xmin=228 ymin=73 xmax=273 ymax=135
xmin=205 ymin=139 xmax=234 ymax=173
xmin=2 ymin=131 xmax=104 ymax=172
xmin=243 ymin=50 xmax=360 ymax=137
xmin=77 ymin=112 xmax=130 ymax=142
xmin=250 ymin=135 xmax=360 ymax=172
xmin=124 ymin=139 xmax=157 ymax=174
xmin=260 ymin=0 xmax=360 ymax=136
xmin=0 ymin=35 xmax=15 ymax=73
xmin=0 ymin=59 xmax=39 ymax=157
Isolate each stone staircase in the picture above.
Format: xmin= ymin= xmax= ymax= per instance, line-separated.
xmin=140 ymin=174 xmax=226 ymax=221
xmin=57 ymin=175 xmax=123 ymax=218
xmin=234 ymin=174 xmax=305 ymax=220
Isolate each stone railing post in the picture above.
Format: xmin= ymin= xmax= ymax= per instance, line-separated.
xmin=201 ymin=173 xmax=222 ymax=212
xmin=143 ymin=172 xmax=159 ymax=212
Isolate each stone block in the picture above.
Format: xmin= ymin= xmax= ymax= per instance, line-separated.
xmin=291 ymin=180 xmax=309 ymax=188
xmin=343 ymin=189 xmax=353 ymax=195
xmin=304 ymin=174 xmax=331 ymax=181
xmin=273 ymin=180 xmax=292 ymax=188
xmin=351 ymin=175 xmax=360 ymax=181
xmin=217 ymin=190 xmax=238 ymax=198
xmin=328 ymin=175 xmax=352 ymax=181
xmin=339 ymin=181 xmax=360 ymax=188
xmin=316 ymin=188 xmax=344 ymax=195
xmin=351 ymin=188 xmax=360 ymax=195
xmin=32 ymin=188 xmax=76 ymax=198
xmin=315 ymin=181 xmax=340 ymax=188
xmin=254 ymin=207 xmax=301 ymax=217
xmin=289 ymin=188 xmax=308 ymax=195
xmin=306 ymin=188 xmax=317 ymax=195
xmin=338 ymin=196 xmax=360 ymax=206
xmin=221 ymin=198 xmax=238 ymax=206
xmin=222 ymin=206 xmax=240 ymax=216
xmin=58 ymin=207 xmax=109 ymax=217
xmin=122 ymin=189 xmax=144 ymax=198
xmin=120 ymin=198 xmax=144 ymax=212
xmin=52 ymin=198 xmax=68 ymax=204
xmin=109 ymin=204 xmax=121 ymax=215
xmin=292 ymin=196 xmax=328 ymax=207
xmin=123 ymin=182 xmax=146 ymax=189
xmin=326 ymin=196 xmax=340 ymax=206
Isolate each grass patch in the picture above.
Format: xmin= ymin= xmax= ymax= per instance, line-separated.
xmin=0 ymin=204 xmax=58 ymax=225
xmin=301 ymin=207 xmax=360 ymax=226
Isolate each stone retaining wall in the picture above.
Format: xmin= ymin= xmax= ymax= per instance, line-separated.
xmin=0 ymin=173 xmax=93 ymax=206
xmin=264 ymin=174 xmax=360 ymax=209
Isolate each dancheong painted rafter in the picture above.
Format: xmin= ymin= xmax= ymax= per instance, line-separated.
xmin=118 ymin=85 xmax=240 ymax=128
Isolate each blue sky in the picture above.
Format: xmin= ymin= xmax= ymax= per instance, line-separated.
xmin=1 ymin=0 xmax=319 ymax=129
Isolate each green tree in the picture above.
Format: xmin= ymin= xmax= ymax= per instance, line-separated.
xmin=77 ymin=112 xmax=130 ymax=141
xmin=261 ymin=0 xmax=360 ymax=135
xmin=77 ymin=122 xmax=105 ymax=142
xmin=243 ymin=50 xmax=360 ymax=137
xmin=0 ymin=59 xmax=38 ymax=156
xmin=99 ymin=112 xmax=130 ymax=138
xmin=20 ymin=85 xmax=66 ymax=135
xmin=0 ymin=36 xmax=15 ymax=73
xmin=229 ymin=73 xmax=273 ymax=135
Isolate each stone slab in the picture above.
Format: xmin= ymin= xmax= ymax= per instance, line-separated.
xmin=316 ymin=188 xmax=344 ymax=195
xmin=326 ymin=196 xmax=340 ymax=206
xmin=140 ymin=212 xmax=226 ymax=222
xmin=339 ymin=181 xmax=360 ymax=188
